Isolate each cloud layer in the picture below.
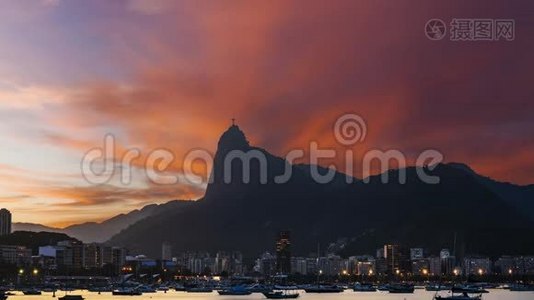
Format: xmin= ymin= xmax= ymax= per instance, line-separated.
xmin=0 ymin=0 xmax=533 ymax=225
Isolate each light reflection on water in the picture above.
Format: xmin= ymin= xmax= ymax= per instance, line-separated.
xmin=7 ymin=289 xmax=534 ymax=300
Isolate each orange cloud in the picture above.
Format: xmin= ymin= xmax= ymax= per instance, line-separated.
xmin=2 ymin=0 xmax=534 ymax=226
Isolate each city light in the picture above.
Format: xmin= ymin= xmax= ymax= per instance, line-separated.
xmin=18 ymin=269 xmax=24 ymax=275
xmin=368 ymin=269 xmax=373 ymax=275
xmin=508 ymin=269 xmax=513 ymax=274
xmin=121 ymin=266 xmax=133 ymax=272
xmin=478 ymin=268 xmax=483 ymax=275
xmin=453 ymin=269 xmax=459 ymax=276
xmin=422 ymin=269 xmax=428 ymax=275
xmin=32 ymin=269 xmax=38 ymax=275
xmin=396 ymin=269 xmax=400 ymax=275
xmin=342 ymin=270 xmax=348 ymax=275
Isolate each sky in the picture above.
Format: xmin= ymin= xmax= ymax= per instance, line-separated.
xmin=0 ymin=0 xmax=533 ymax=227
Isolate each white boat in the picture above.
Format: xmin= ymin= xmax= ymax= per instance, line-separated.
xmin=434 ymin=292 xmax=482 ymax=299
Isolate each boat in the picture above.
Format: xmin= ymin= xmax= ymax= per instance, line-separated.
xmin=112 ymin=288 xmax=142 ymax=296
xmin=174 ymin=285 xmax=186 ymax=292
xmin=451 ymin=285 xmax=488 ymax=294
xmin=376 ymin=284 xmax=389 ymax=291
xmin=136 ymin=286 xmax=156 ymax=293
xmin=426 ymin=284 xmax=452 ymax=291
xmin=59 ymin=295 xmax=84 ymax=300
xmin=186 ymin=287 xmax=213 ymax=293
xmin=23 ymin=289 xmax=42 ymax=295
xmin=262 ymin=291 xmax=299 ymax=299
xmin=273 ymin=285 xmax=298 ymax=290
xmin=353 ymin=283 xmax=376 ymax=292
xmin=509 ymin=284 xmax=534 ymax=291
xmin=388 ymin=283 xmax=415 ymax=293
xmin=434 ymin=292 xmax=482 ymax=299
xmin=304 ymin=285 xmax=344 ymax=293
xmin=218 ymin=286 xmax=252 ymax=296
xmin=247 ymin=284 xmax=271 ymax=293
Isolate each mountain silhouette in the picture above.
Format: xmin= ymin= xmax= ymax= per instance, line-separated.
xmin=13 ymin=200 xmax=193 ymax=242
xmin=107 ymin=125 xmax=534 ymax=260
xmin=0 ymin=231 xmax=79 ymax=255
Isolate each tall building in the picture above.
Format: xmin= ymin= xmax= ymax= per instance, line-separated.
xmin=56 ymin=240 xmax=84 ymax=269
xmin=259 ymin=251 xmax=276 ymax=276
xmin=384 ymin=244 xmax=409 ymax=274
xmin=276 ymin=230 xmax=291 ymax=274
xmin=440 ymin=249 xmax=451 ymax=259
xmin=411 ymin=258 xmax=430 ymax=275
xmin=463 ymin=256 xmax=491 ymax=275
xmin=410 ymin=248 xmax=424 ymax=260
xmin=292 ymin=257 xmax=308 ymax=275
xmin=440 ymin=249 xmax=456 ymax=275
xmin=0 ymin=245 xmax=31 ymax=265
xmin=0 ymin=208 xmax=12 ymax=236
xmin=84 ymin=243 xmax=103 ymax=269
xmin=162 ymin=242 xmax=172 ymax=260
xmin=102 ymin=246 xmax=127 ymax=274
xmin=428 ymin=256 xmax=442 ymax=275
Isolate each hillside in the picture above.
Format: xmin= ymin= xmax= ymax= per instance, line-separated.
xmin=107 ymin=125 xmax=534 ymax=260
xmin=13 ymin=200 xmax=193 ymax=242
xmin=0 ymin=231 xmax=78 ymax=255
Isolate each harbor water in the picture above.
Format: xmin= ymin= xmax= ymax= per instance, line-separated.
xmin=6 ymin=289 xmax=533 ymax=300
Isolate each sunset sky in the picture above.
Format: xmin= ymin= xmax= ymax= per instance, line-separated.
xmin=0 ymin=0 xmax=533 ymax=226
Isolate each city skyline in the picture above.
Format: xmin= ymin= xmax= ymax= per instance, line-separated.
xmin=3 ymin=226 xmax=534 ymax=278
xmin=0 ymin=1 xmax=533 ymax=226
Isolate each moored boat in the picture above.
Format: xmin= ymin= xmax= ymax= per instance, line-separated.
xmin=376 ymin=284 xmax=389 ymax=291
xmin=388 ymin=283 xmax=415 ymax=294
xmin=426 ymin=284 xmax=452 ymax=291
xmin=136 ymin=286 xmax=156 ymax=293
xmin=353 ymin=283 xmax=376 ymax=292
xmin=112 ymin=288 xmax=142 ymax=296
xmin=59 ymin=295 xmax=84 ymax=300
xmin=304 ymin=285 xmax=344 ymax=293
xmin=218 ymin=286 xmax=252 ymax=296
xmin=273 ymin=285 xmax=298 ymax=290
xmin=451 ymin=285 xmax=488 ymax=294
xmin=174 ymin=284 xmax=186 ymax=291
xmin=186 ymin=287 xmax=213 ymax=293
xmin=434 ymin=292 xmax=482 ymax=299
xmin=509 ymin=284 xmax=534 ymax=291
xmin=247 ymin=284 xmax=271 ymax=293
xmin=22 ymin=289 xmax=42 ymax=295
xmin=262 ymin=291 xmax=299 ymax=299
